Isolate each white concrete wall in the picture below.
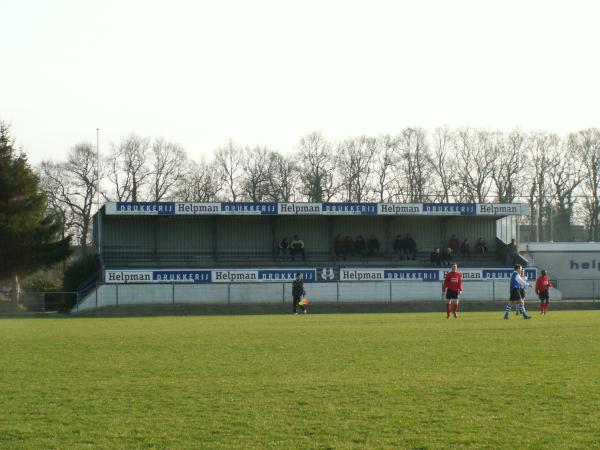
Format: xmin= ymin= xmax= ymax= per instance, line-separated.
xmin=74 ymin=279 xmax=562 ymax=312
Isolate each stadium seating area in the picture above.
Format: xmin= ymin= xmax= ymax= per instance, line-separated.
xmin=102 ymin=245 xmax=502 ymax=269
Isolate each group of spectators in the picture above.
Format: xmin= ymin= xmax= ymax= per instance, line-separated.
xmin=334 ymin=234 xmax=381 ymax=260
xmin=430 ymin=236 xmax=489 ymax=267
xmin=334 ymin=233 xmax=419 ymax=260
xmin=278 ymin=233 xmax=500 ymax=266
xmin=277 ymin=235 xmax=306 ymax=261
xmin=392 ymin=234 xmax=417 ymax=260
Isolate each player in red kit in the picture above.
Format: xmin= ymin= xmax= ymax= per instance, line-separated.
xmin=443 ymin=263 xmax=463 ymax=318
xmin=535 ymin=269 xmax=553 ymax=315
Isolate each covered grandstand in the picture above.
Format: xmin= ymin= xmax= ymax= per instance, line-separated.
xmin=95 ymin=201 xmax=525 ymax=270
xmin=76 ymin=201 xmax=542 ymax=311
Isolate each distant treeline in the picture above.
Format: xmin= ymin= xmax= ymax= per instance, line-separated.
xmin=34 ymin=127 xmax=600 ymax=246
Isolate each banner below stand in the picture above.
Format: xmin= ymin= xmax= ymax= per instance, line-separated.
xmin=104 ymin=267 xmax=537 ymax=284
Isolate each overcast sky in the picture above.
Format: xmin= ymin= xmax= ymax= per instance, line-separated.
xmin=1 ymin=0 xmax=599 ymax=165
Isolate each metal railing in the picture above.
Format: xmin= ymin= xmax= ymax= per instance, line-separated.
xmin=15 ymin=291 xmax=78 ymax=313
xmin=74 ymin=278 xmax=600 ymax=312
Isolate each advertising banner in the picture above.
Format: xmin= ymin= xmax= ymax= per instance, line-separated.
xmin=212 ymin=269 xmax=316 ymax=282
xmin=278 ymin=203 xmax=323 ymax=215
xmin=105 ymin=270 xmax=154 ymax=283
xmin=339 ymin=269 xmax=384 ymax=281
xmin=220 ymin=202 xmax=278 ymax=215
xmin=104 ymin=202 xmax=528 ymax=217
xmin=106 ymin=202 xmax=176 ymax=215
xmin=384 ymin=269 xmax=440 ymax=281
xmin=422 ymin=203 xmax=476 ymax=215
xmin=482 ymin=268 xmax=537 ymax=280
xmin=105 ymin=268 xmax=538 ymax=283
xmin=378 ymin=203 xmax=422 ymax=215
xmin=321 ymin=203 xmax=377 ymax=215
xmin=176 ymin=203 xmax=221 ymax=214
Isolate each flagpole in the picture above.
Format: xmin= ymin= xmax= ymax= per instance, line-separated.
xmin=96 ymin=128 xmax=100 ymax=211
xmin=96 ymin=128 xmax=101 ymax=255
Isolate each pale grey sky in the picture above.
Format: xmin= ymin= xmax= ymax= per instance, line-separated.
xmin=1 ymin=0 xmax=599 ymax=164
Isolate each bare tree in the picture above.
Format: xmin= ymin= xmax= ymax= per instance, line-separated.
xmin=572 ymin=128 xmax=600 ymax=240
xmin=371 ymin=135 xmax=398 ymax=202
xmin=147 ymin=138 xmax=187 ymax=201
xmin=525 ymin=132 xmax=555 ymax=241
xmin=241 ymin=146 xmax=272 ymax=202
xmin=107 ymin=134 xmax=151 ymax=202
xmin=491 ymin=130 xmax=526 ymax=203
xmin=454 ymin=128 xmax=495 ymax=202
xmin=429 ymin=126 xmax=457 ymax=202
xmin=38 ymin=161 xmax=74 ymax=240
xmin=336 ymin=135 xmax=377 ymax=202
xmin=214 ymin=140 xmax=244 ymax=202
xmin=266 ymin=152 xmax=299 ymax=202
xmin=296 ymin=132 xmax=338 ymax=202
xmin=393 ymin=127 xmax=433 ymax=202
xmin=176 ymin=159 xmax=222 ymax=202
xmin=548 ymin=136 xmax=582 ymax=241
xmin=38 ymin=143 xmax=99 ymax=249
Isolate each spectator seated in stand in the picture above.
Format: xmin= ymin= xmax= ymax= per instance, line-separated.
xmin=392 ymin=234 xmax=403 ymax=260
xmin=403 ymin=234 xmax=417 ymax=260
xmin=475 ymin=237 xmax=488 ymax=256
xmin=430 ymin=247 xmax=441 ymax=267
xmin=441 ymin=247 xmax=453 ymax=267
xmin=460 ymin=238 xmax=471 ymax=258
xmin=448 ymin=234 xmax=460 ymax=258
xmin=290 ymin=234 xmax=306 ymax=261
xmin=278 ymin=237 xmax=289 ymax=260
xmin=355 ymin=235 xmax=367 ymax=257
xmin=367 ymin=234 xmax=380 ymax=256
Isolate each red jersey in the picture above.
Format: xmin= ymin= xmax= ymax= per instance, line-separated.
xmin=443 ymin=270 xmax=463 ymax=292
xmin=535 ymin=275 xmax=552 ymax=294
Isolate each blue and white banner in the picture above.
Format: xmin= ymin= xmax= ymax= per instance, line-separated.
xmin=333 ymin=269 xmax=441 ymax=281
xmin=105 ymin=270 xmax=212 ymax=283
xmin=384 ymin=269 xmax=440 ymax=281
xmin=105 ymin=267 xmax=538 ymax=283
xmin=258 ymin=269 xmax=316 ymax=281
xmin=105 ymin=269 xmax=316 ymax=283
xmin=220 ymin=202 xmax=278 ymax=215
xmin=108 ymin=202 xmax=176 ymax=215
xmin=212 ymin=269 xmax=316 ymax=282
xmin=482 ymin=268 xmax=537 ymax=280
xmin=322 ymin=203 xmax=377 ymax=215
xmin=442 ymin=268 xmax=537 ymax=280
xmin=422 ymin=203 xmax=476 ymax=215
xmin=105 ymin=202 xmax=528 ymax=217
xmin=153 ymin=270 xmax=212 ymax=283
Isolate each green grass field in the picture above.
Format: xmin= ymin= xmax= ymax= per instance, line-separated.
xmin=1 ymin=311 xmax=600 ymax=449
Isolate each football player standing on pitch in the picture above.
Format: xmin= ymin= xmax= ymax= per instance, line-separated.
xmin=443 ymin=263 xmax=463 ymax=318
xmin=503 ymin=264 xmax=532 ymax=320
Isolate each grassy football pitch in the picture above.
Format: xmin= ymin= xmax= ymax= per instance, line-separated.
xmin=1 ymin=311 xmax=599 ymax=449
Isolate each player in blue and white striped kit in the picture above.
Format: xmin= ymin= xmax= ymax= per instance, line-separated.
xmin=503 ymin=264 xmax=532 ymax=320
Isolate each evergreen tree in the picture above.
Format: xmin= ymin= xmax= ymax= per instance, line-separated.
xmin=0 ymin=122 xmax=71 ymax=302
